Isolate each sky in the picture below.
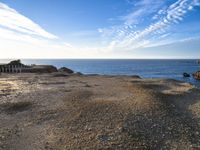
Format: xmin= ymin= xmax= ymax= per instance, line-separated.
xmin=0 ymin=0 xmax=200 ymax=59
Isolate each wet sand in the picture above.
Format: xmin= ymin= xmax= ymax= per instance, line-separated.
xmin=0 ymin=73 xmax=200 ymax=149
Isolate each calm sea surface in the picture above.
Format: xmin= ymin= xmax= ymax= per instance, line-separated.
xmin=1 ymin=59 xmax=200 ymax=87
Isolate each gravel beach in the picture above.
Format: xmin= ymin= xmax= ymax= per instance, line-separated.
xmin=0 ymin=73 xmax=200 ymax=150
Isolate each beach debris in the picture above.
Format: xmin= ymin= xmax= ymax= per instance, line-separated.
xmin=183 ymin=73 xmax=190 ymax=77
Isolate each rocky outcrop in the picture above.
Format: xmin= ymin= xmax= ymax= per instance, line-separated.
xmin=23 ymin=65 xmax=58 ymax=73
xmin=131 ymin=75 xmax=142 ymax=79
xmin=183 ymin=73 xmax=190 ymax=77
xmin=58 ymin=67 xmax=74 ymax=74
xmin=193 ymin=71 xmax=200 ymax=80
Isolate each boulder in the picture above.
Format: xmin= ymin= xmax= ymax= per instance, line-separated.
xmin=183 ymin=73 xmax=190 ymax=77
xmin=193 ymin=71 xmax=200 ymax=80
xmin=131 ymin=75 xmax=142 ymax=79
xmin=58 ymin=67 xmax=74 ymax=74
xmin=23 ymin=65 xmax=58 ymax=73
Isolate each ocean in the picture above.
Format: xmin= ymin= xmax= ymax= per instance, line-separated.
xmin=1 ymin=59 xmax=200 ymax=87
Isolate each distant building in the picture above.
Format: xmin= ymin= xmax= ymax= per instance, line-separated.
xmin=0 ymin=60 xmax=57 ymax=73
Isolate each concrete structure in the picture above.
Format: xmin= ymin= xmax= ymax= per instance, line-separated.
xmin=0 ymin=60 xmax=57 ymax=73
xmin=0 ymin=60 xmax=29 ymax=73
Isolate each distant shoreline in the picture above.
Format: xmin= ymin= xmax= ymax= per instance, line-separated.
xmin=1 ymin=59 xmax=200 ymax=87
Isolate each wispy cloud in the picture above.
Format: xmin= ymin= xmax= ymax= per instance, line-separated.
xmin=99 ymin=0 xmax=200 ymax=51
xmin=0 ymin=2 xmax=57 ymax=39
xmin=99 ymin=0 xmax=164 ymax=37
xmin=122 ymin=0 xmax=165 ymax=26
xmin=0 ymin=2 xmax=77 ymax=58
xmin=0 ymin=3 xmax=106 ymax=58
xmin=0 ymin=1 xmax=199 ymax=59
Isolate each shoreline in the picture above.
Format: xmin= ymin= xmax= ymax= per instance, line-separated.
xmin=1 ymin=73 xmax=200 ymax=149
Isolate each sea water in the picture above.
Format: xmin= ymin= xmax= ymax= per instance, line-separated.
xmin=1 ymin=59 xmax=200 ymax=87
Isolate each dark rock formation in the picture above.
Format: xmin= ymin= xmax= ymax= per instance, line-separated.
xmin=58 ymin=67 xmax=74 ymax=74
xmin=183 ymin=73 xmax=190 ymax=77
xmin=193 ymin=71 xmax=200 ymax=80
xmin=23 ymin=65 xmax=58 ymax=73
xmin=131 ymin=75 xmax=142 ymax=79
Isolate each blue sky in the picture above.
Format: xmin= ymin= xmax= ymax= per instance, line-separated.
xmin=0 ymin=0 xmax=200 ymax=58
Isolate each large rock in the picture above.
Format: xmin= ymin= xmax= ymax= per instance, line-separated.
xmin=23 ymin=65 xmax=58 ymax=73
xmin=193 ymin=71 xmax=200 ymax=80
xmin=58 ymin=67 xmax=74 ymax=74
xmin=183 ymin=73 xmax=190 ymax=77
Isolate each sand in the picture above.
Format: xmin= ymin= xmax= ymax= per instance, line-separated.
xmin=0 ymin=73 xmax=200 ymax=150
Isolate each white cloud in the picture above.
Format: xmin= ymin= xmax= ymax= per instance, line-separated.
xmin=0 ymin=1 xmax=199 ymax=59
xmin=0 ymin=2 xmax=57 ymax=39
xmin=0 ymin=2 xmax=95 ymax=58
xmin=101 ymin=0 xmax=200 ymax=51
xmin=98 ymin=0 xmax=165 ymax=37
xmin=0 ymin=2 xmax=112 ymax=58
